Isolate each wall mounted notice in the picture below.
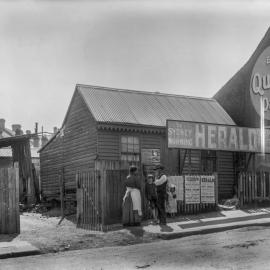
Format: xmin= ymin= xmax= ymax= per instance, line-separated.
xmin=185 ymin=175 xmax=200 ymax=204
xmin=201 ymin=175 xmax=215 ymax=203
xmin=141 ymin=149 xmax=160 ymax=165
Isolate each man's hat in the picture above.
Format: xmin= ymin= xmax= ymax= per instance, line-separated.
xmin=153 ymin=164 xmax=165 ymax=170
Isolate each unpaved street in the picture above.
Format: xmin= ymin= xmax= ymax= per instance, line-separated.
xmin=1 ymin=226 xmax=270 ymax=270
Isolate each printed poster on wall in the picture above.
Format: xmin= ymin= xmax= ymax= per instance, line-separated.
xmin=201 ymin=175 xmax=216 ymax=203
xmin=185 ymin=175 xmax=200 ymax=204
xmin=168 ymin=176 xmax=184 ymax=201
xmin=141 ymin=149 xmax=160 ymax=165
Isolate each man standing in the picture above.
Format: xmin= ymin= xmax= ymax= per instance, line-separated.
xmin=154 ymin=165 xmax=167 ymax=225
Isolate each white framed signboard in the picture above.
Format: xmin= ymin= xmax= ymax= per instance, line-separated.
xmin=141 ymin=148 xmax=160 ymax=165
xmin=185 ymin=175 xmax=200 ymax=204
xmin=200 ymin=175 xmax=215 ymax=203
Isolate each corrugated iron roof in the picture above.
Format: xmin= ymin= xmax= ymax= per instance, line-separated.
xmin=78 ymin=85 xmax=235 ymax=127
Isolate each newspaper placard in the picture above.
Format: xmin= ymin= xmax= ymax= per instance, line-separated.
xmin=168 ymin=176 xmax=184 ymax=201
xmin=201 ymin=175 xmax=215 ymax=203
xmin=184 ymin=175 xmax=201 ymax=204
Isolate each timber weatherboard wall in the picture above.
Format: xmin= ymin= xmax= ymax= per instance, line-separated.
xmin=40 ymin=90 xmax=98 ymax=200
xmin=40 ymin=135 xmax=63 ymax=200
xmin=97 ymin=128 xmax=166 ymax=163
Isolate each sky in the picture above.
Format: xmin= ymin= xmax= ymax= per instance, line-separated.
xmin=1 ymin=0 xmax=270 ymax=132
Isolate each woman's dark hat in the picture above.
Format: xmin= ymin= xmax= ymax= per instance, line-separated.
xmin=129 ymin=165 xmax=138 ymax=173
xmin=153 ymin=164 xmax=164 ymax=170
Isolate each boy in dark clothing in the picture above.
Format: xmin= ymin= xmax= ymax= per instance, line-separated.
xmin=154 ymin=165 xmax=167 ymax=225
xmin=145 ymin=174 xmax=158 ymax=224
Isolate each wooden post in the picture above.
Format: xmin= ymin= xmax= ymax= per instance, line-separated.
xmin=59 ymin=171 xmax=64 ymax=220
xmin=214 ymin=173 xmax=219 ymax=205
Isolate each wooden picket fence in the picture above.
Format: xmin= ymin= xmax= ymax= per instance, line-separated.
xmin=76 ymin=167 xmax=219 ymax=231
xmin=0 ymin=167 xmax=20 ymax=234
xmin=76 ymin=170 xmax=102 ymax=231
xmin=238 ymin=172 xmax=270 ymax=206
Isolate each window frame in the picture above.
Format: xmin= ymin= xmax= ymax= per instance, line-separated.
xmin=120 ymin=135 xmax=140 ymax=162
xmin=201 ymin=150 xmax=217 ymax=173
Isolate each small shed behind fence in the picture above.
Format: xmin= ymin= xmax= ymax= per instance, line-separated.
xmin=0 ymin=135 xmax=37 ymax=206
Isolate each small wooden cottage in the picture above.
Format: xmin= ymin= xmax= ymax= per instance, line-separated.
xmin=39 ymin=84 xmax=237 ymax=208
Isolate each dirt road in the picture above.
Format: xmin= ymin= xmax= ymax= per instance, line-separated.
xmin=1 ymin=226 xmax=270 ymax=270
xmin=13 ymin=212 xmax=158 ymax=253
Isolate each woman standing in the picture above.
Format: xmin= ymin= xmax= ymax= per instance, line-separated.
xmin=122 ymin=166 xmax=142 ymax=226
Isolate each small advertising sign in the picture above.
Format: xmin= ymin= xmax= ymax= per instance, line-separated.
xmin=201 ymin=175 xmax=215 ymax=203
xmin=185 ymin=175 xmax=201 ymax=204
xmin=141 ymin=149 xmax=160 ymax=165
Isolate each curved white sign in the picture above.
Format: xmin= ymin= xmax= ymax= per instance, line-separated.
xmin=250 ymin=46 xmax=270 ymax=119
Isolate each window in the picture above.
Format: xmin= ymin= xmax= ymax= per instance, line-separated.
xmin=121 ymin=136 xmax=140 ymax=162
xmin=201 ymin=150 xmax=217 ymax=173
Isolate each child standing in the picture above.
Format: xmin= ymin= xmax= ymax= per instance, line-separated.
xmin=145 ymin=174 xmax=158 ymax=224
xmin=166 ymin=184 xmax=177 ymax=217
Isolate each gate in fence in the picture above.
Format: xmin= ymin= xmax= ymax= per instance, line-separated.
xmin=76 ymin=170 xmax=102 ymax=231
xmin=238 ymin=171 xmax=270 ymax=206
xmin=103 ymin=169 xmax=128 ymax=225
xmin=0 ymin=167 xmax=20 ymax=234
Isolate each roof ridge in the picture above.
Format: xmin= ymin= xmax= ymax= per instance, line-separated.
xmin=76 ymin=84 xmax=216 ymax=102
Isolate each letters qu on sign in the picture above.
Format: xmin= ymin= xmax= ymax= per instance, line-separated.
xmin=250 ymin=46 xmax=270 ymax=119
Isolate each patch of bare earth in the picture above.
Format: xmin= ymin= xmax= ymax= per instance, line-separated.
xmin=13 ymin=211 xmax=159 ymax=254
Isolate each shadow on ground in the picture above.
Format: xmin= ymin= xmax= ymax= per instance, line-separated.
xmin=125 ymin=226 xmax=145 ymax=237
xmin=0 ymin=234 xmax=18 ymax=242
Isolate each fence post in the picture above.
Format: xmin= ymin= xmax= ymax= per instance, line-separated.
xmin=214 ymin=173 xmax=219 ymax=205
xmin=0 ymin=167 xmax=20 ymax=234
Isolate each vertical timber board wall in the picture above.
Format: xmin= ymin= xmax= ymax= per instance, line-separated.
xmin=0 ymin=157 xmax=13 ymax=168
xmin=182 ymin=150 xmax=201 ymax=174
xmin=62 ymin=91 xmax=97 ymax=192
xmin=0 ymin=167 xmax=20 ymax=234
xmin=160 ymin=134 xmax=180 ymax=175
xmin=40 ymin=136 xmax=63 ymax=201
xmin=217 ymin=151 xmax=235 ymax=200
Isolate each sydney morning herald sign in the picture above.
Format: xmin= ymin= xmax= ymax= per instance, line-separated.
xmin=167 ymin=120 xmax=270 ymax=153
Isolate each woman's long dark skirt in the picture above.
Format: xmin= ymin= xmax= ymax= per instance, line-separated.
xmin=122 ymin=192 xmax=141 ymax=226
